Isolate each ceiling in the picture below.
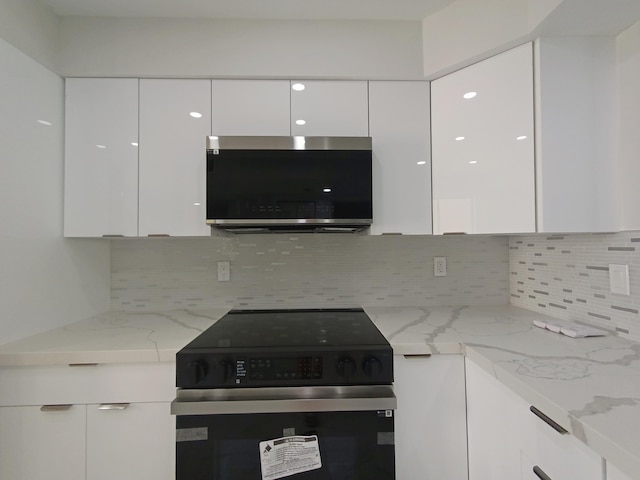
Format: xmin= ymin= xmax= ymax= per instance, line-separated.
xmin=37 ymin=0 xmax=458 ymax=21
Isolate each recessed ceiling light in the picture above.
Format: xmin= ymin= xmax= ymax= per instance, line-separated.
xmin=463 ymin=92 xmax=477 ymax=99
xmin=96 ymin=144 xmax=107 ymax=149
xmin=455 ymin=136 xmax=465 ymax=141
xmin=189 ymin=112 xmax=203 ymax=118
xmin=131 ymin=142 xmax=139 ymax=147
xmin=292 ymin=83 xmax=305 ymax=91
xmin=323 ymin=188 xmax=332 ymax=193
xmin=516 ymin=135 xmax=528 ymax=140
xmin=417 ymin=161 xmax=427 ymax=165
xmin=193 ymin=202 xmax=201 ymax=206
xmin=295 ymin=119 xmax=306 ymax=125
xmin=469 ymin=160 xmax=478 ymax=164
xmin=37 ymin=120 xmax=52 ymax=126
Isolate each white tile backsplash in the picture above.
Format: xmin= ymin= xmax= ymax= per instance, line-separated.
xmin=111 ymin=234 xmax=509 ymax=310
xmin=509 ymin=232 xmax=640 ymax=342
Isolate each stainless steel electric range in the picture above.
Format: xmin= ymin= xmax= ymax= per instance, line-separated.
xmin=171 ymin=308 xmax=396 ymax=480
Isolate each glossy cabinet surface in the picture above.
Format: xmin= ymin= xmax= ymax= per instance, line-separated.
xmin=534 ymin=37 xmax=618 ymax=233
xmin=64 ymin=78 xmax=139 ymax=237
xmin=138 ymin=79 xmax=211 ymax=236
xmin=369 ymin=81 xmax=432 ymax=235
xmin=211 ymin=79 xmax=291 ymax=136
xmin=0 ymin=405 xmax=86 ymax=480
xmin=290 ymin=80 xmax=369 ymax=136
xmin=395 ymin=354 xmax=468 ymax=480
xmin=431 ymin=43 xmax=535 ymax=235
xmin=606 ymin=462 xmax=634 ymax=480
xmin=87 ymin=402 xmax=175 ymax=480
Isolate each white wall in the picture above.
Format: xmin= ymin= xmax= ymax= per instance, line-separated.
xmin=422 ymin=0 xmax=562 ymax=78
xmin=0 ymin=38 xmax=110 ymax=345
xmin=0 ymin=0 xmax=59 ymax=71
xmin=58 ymin=17 xmax=425 ymax=79
xmin=617 ymin=20 xmax=640 ymax=231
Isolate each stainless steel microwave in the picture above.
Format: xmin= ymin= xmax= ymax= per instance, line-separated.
xmin=206 ymin=136 xmax=373 ymax=233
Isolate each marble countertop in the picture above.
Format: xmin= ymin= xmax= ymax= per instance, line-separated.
xmin=1 ymin=304 xmax=638 ymax=477
xmin=0 ymin=308 xmax=230 ymax=366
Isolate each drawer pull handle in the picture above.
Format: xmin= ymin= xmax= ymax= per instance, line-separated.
xmin=98 ymin=403 xmax=130 ymax=410
xmin=403 ymin=354 xmax=432 ymax=359
xmin=41 ymin=404 xmax=72 ymax=412
xmin=101 ymin=234 xmax=125 ymax=238
xmin=530 ymin=406 xmax=568 ymax=434
xmin=533 ymin=466 xmax=552 ymax=480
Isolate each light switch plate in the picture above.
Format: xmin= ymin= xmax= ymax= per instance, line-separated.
xmin=609 ymin=264 xmax=630 ymax=295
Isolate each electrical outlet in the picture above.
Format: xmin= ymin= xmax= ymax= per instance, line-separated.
xmin=217 ymin=261 xmax=230 ymax=282
xmin=434 ymin=257 xmax=447 ymax=277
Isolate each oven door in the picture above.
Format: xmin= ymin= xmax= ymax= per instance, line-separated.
xmin=172 ymin=385 xmax=396 ymax=480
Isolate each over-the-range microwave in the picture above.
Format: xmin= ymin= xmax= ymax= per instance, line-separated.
xmin=206 ymin=136 xmax=373 ymax=233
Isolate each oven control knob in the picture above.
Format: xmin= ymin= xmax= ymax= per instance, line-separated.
xmin=362 ymin=356 xmax=384 ymax=378
xmin=188 ymin=360 xmax=209 ymax=385
xmin=336 ymin=356 xmax=357 ymax=380
xmin=214 ymin=359 xmax=236 ymax=384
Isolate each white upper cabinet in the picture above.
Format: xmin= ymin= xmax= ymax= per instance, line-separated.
xmin=290 ymin=80 xmax=369 ymax=136
xmin=535 ymin=37 xmax=618 ymax=233
xmin=64 ymin=78 xmax=139 ymax=237
xmin=369 ymin=81 xmax=432 ymax=235
xmin=431 ymin=43 xmax=536 ymax=235
xmin=211 ymin=80 xmax=291 ymax=136
xmin=138 ymin=79 xmax=211 ymax=237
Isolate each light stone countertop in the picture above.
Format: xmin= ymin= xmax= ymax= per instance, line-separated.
xmin=0 ymin=304 xmax=638 ymax=478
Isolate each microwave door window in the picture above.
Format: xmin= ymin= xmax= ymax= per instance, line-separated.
xmin=207 ymin=150 xmax=372 ymax=221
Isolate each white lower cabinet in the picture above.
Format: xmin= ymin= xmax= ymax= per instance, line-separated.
xmin=87 ymin=402 xmax=175 ymax=480
xmin=0 ymin=363 xmax=175 ymax=480
xmin=0 ymin=404 xmax=87 ymax=480
xmin=466 ymin=358 xmax=603 ymax=480
xmin=394 ymin=354 xmax=468 ymax=480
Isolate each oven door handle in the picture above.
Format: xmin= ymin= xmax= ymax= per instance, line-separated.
xmin=171 ymin=385 xmax=396 ymax=416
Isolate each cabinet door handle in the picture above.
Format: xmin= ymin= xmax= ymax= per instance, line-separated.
xmin=533 ymin=466 xmax=552 ymax=480
xmin=98 ymin=403 xmax=130 ymax=410
xmin=530 ymin=406 xmax=568 ymax=434
xmin=101 ymin=234 xmax=125 ymax=238
xmin=40 ymin=404 xmax=73 ymax=412
xmin=402 ymin=354 xmax=432 ymax=359
xmin=147 ymin=234 xmax=171 ymax=237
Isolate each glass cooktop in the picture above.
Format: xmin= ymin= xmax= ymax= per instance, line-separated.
xmin=183 ymin=308 xmax=388 ymax=350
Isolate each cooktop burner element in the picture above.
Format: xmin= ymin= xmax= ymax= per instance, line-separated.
xmin=176 ymin=308 xmax=393 ymax=389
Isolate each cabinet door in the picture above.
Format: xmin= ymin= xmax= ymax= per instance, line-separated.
xmin=606 ymin=462 xmax=634 ymax=480
xmin=290 ymin=80 xmax=369 ymax=136
xmin=521 ymin=402 xmax=602 ymax=480
xmin=369 ymin=81 xmax=432 ymax=235
xmin=431 ymin=43 xmax=535 ymax=235
xmin=466 ymin=359 xmax=524 ymax=480
xmin=211 ymin=80 xmax=290 ymax=136
xmin=64 ymin=78 xmax=139 ymax=237
xmin=139 ymin=79 xmax=211 ymax=236
xmin=394 ymin=354 xmax=468 ymax=480
xmin=86 ymin=402 xmax=175 ymax=480
xmin=0 ymin=405 xmax=86 ymax=480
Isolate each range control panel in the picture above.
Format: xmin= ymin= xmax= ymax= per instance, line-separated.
xmin=176 ymin=350 xmax=393 ymax=389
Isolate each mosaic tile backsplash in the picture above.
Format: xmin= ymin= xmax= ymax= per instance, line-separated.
xmin=509 ymin=232 xmax=640 ymax=343
xmin=111 ymin=234 xmax=509 ymax=311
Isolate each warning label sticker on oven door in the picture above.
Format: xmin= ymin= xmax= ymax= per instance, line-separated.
xmin=259 ymin=435 xmax=322 ymax=480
